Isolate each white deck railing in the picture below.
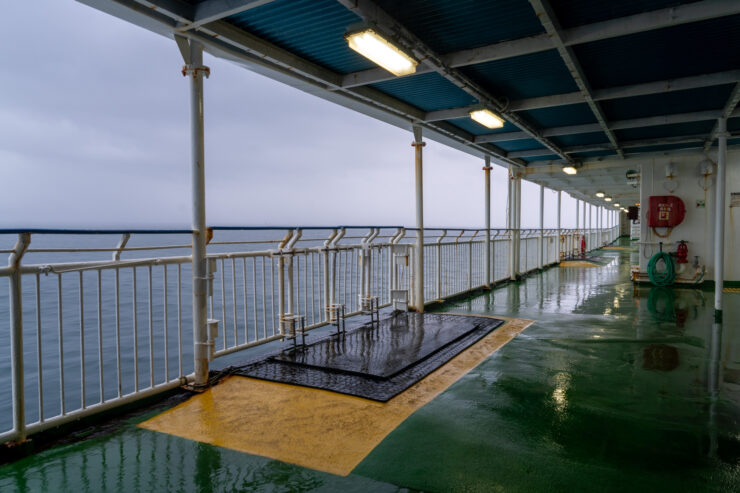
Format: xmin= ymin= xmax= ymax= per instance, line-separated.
xmin=0 ymin=225 xmax=618 ymax=444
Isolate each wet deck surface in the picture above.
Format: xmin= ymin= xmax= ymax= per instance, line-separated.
xmin=2 ymin=238 xmax=739 ymax=492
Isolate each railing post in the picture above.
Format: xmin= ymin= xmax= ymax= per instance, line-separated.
xmin=412 ymin=125 xmax=425 ymax=311
xmin=539 ymin=184 xmax=544 ymax=270
xmin=468 ymin=231 xmax=476 ymax=291
xmin=483 ymin=157 xmax=492 ymax=287
xmin=557 ymin=191 xmax=562 ymax=261
xmin=322 ymin=229 xmax=337 ymax=321
xmin=714 ymin=117 xmax=728 ymax=321
xmin=181 ymin=39 xmax=210 ymax=387
xmin=9 ymin=233 xmax=30 ymax=442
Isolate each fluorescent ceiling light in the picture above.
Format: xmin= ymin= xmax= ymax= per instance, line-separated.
xmin=614 ymin=203 xmax=620 ymax=207
xmin=563 ymin=166 xmax=577 ymax=175
xmin=469 ymin=109 xmax=504 ymax=129
xmin=604 ymin=197 xmax=612 ymax=202
xmin=345 ymin=28 xmax=418 ymax=76
xmin=595 ymin=191 xmax=605 ymax=198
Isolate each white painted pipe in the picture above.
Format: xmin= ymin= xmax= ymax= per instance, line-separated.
xmin=557 ymin=191 xmax=562 ymax=261
xmin=186 ymin=41 xmax=209 ymax=387
xmin=539 ymin=184 xmax=544 ymax=269
xmin=413 ymin=125 xmax=425 ymax=312
xmin=484 ymin=157 xmax=492 ymax=286
xmin=714 ymin=117 xmax=727 ymax=320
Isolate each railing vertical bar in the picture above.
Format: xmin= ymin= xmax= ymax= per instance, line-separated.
xmin=163 ymin=265 xmax=169 ymax=383
xmin=133 ymin=267 xmax=139 ymax=392
xmin=242 ymin=258 xmax=248 ymax=343
xmin=310 ymin=252 xmax=316 ymax=325
xmin=97 ymin=270 xmax=104 ymax=403
xmin=115 ymin=268 xmax=121 ymax=398
xmin=304 ymin=253 xmax=308 ymax=323
xmin=220 ymin=258 xmax=226 ymax=351
xmin=148 ymin=265 xmax=154 ymax=388
xmin=261 ymin=257 xmax=267 ymax=339
xmin=252 ymin=258 xmax=258 ymax=340
xmin=57 ymin=274 xmax=65 ymax=415
xmin=79 ymin=271 xmax=86 ymax=409
xmin=177 ymin=264 xmax=182 ymax=379
xmin=36 ymin=273 xmax=44 ymax=422
xmin=231 ymin=259 xmax=237 ymax=347
xmin=270 ymin=259 xmax=275 ymax=336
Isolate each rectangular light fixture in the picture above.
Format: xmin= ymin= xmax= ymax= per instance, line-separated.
xmin=563 ymin=166 xmax=577 ymax=175
xmin=469 ymin=109 xmax=504 ymax=129
xmin=595 ymin=191 xmax=605 ymax=198
xmin=604 ymin=197 xmax=612 ymax=202
xmin=345 ymin=28 xmax=418 ymax=76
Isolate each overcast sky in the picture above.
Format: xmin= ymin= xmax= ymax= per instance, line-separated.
xmin=0 ymin=1 xmax=587 ymax=230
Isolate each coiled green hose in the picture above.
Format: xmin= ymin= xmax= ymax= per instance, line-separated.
xmin=647 ymin=251 xmax=676 ymax=286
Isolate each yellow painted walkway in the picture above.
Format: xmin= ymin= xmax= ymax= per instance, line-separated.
xmin=140 ymin=315 xmax=533 ymax=476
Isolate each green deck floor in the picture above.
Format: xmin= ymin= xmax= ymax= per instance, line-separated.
xmin=2 ymin=239 xmax=739 ymax=492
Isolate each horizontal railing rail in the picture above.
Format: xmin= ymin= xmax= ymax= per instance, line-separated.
xmin=1 ymin=225 xmax=619 ymax=444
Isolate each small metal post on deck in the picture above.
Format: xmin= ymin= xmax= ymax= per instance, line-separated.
xmin=9 ymin=233 xmax=30 ymax=441
xmin=538 ymin=184 xmax=544 ymax=270
xmin=181 ymin=39 xmax=210 ymax=387
xmin=412 ymin=125 xmax=425 ymax=311
xmin=483 ymin=156 xmax=492 ymax=287
xmin=714 ymin=117 xmax=728 ymax=321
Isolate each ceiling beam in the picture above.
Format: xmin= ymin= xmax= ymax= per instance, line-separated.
xmin=509 ymin=133 xmax=733 ymax=158
xmin=424 ymin=70 xmax=740 ymax=121
xmin=475 ymin=108 xmax=740 ymax=143
xmin=177 ymin=0 xmax=277 ymax=31
xmin=704 ymin=83 xmax=740 ymax=150
xmin=335 ymin=0 xmax=573 ymax=163
xmin=339 ymin=0 xmax=740 ymax=89
xmin=528 ymin=0 xmax=624 ymax=158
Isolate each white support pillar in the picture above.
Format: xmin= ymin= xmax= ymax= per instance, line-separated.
xmin=412 ymin=125 xmax=425 ymax=312
xmin=557 ymin=191 xmax=562 ymax=261
xmin=182 ymin=40 xmax=210 ymax=387
xmin=508 ymin=165 xmax=521 ymax=280
xmin=714 ymin=117 xmax=728 ymax=321
xmin=538 ymin=184 xmax=544 ymax=269
xmin=483 ymin=156 xmax=492 ymax=287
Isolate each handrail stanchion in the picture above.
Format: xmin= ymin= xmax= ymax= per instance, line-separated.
xmin=9 ymin=233 xmax=31 ymax=442
xmin=483 ymin=158 xmax=492 ymax=287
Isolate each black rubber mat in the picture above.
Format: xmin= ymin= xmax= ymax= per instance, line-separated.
xmin=232 ymin=313 xmax=504 ymax=402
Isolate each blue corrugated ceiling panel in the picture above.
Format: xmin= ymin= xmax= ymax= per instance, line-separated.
xmin=524 ymin=154 xmax=561 ymax=162
xmin=496 ymin=139 xmax=544 ymax=152
xmin=571 ymin=150 xmax=618 ymax=158
xmin=574 ymin=15 xmax=740 ymax=89
xmin=615 ymin=121 xmax=714 ymax=141
xmin=601 ymin=85 xmax=734 ymax=121
xmin=627 ymin=142 xmax=704 ymax=154
xmin=460 ymin=50 xmax=577 ymax=100
xmin=551 ymin=0 xmax=697 ymax=29
xmin=227 ymin=0 xmax=370 ymax=74
xmin=448 ymin=118 xmax=520 ymax=136
xmin=373 ymin=0 xmax=544 ymax=54
xmin=370 ymin=72 xmax=477 ymax=112
xmin=519 ymin=103 xmax=597 ymax=128
xmin=551 ymin=132 xmax=609 ymax=148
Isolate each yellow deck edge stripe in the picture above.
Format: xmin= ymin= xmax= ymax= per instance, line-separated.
xmin=139 ymin=315 xmax=533 ymax=476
